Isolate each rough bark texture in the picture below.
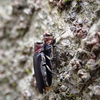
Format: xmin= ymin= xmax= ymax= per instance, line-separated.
xmin=0 ymin=0 xmax=100 ymax=100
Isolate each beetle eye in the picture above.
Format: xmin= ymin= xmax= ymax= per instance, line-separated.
xmin=43 ymin=32 xmax=53 ymax=37
xmin=34 ymin=41 xmax=43 ymax=45
xmin=47 ymin=33 xmax=53 ymax=36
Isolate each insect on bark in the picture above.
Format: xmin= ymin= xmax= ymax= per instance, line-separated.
xmin=33 ymin=42 xmax=50 ymax=93
xmin=43 ymin=32 xmax=56 ymax=86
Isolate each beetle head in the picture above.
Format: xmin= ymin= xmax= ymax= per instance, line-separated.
xmin=43 ymin=32 xmax=54 ymax=45
xmin=34 ymin=41 xmax=43 ymax=53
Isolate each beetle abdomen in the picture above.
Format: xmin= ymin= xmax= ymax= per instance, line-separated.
xmin=33 ymin=52 xmax=49 ymax=93
xmin=33 ymin=53 xmax=44 ymax=93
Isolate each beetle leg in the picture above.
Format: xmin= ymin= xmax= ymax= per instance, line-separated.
xmin=46 ymin=55 xmax=56 ymax=62
xmin=46 ymin=55 xmax=53 ymax=60
xmin=46 ymin=65 xmax=55 ymax=74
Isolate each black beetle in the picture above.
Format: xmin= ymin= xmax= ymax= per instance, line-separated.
xmin=43 ymin=32 xmax=55 ymax=86
xmin=33 ymin=42 xmax=50 ymax=93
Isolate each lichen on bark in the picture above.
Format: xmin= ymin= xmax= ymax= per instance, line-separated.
xmin=0 ymin=0 xmax=100 ymax=100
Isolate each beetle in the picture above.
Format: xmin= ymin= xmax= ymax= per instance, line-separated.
xmin=33 ymin=41 xmax=50 ymax=93
xmin=43 ymin=32 xmax=55 ymax=86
